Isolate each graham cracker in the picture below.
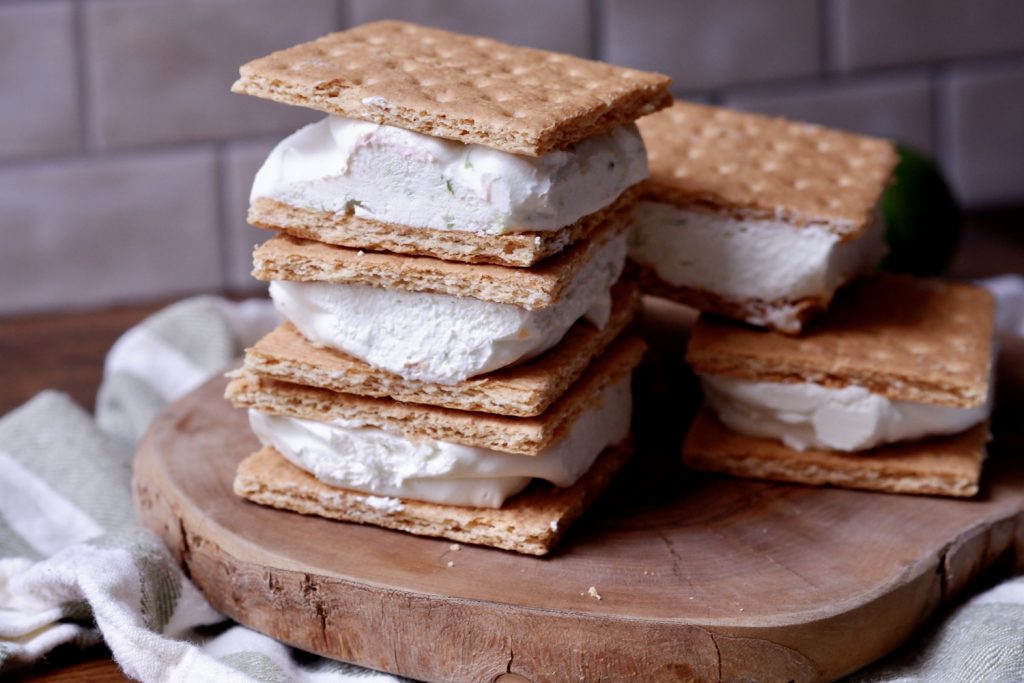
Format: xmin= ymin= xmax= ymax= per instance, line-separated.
xmin=244 ymin=280 xmax=641 ymax=417
xmin=631 ymin=263 xmax=824 ymax=334
xmin=637 ymin=100 xmax=897 ymax=237
xmin=247 ymin=185 xmax=638 ymax=268
xmin=226 ymin=329 xmax=642 ymax=456
xmin=683 ymin=408 xmax=987 ymax=498
xmin=234 ymin=436 xmax=634 ymax=555
xmin=687 ymin=275 xmax=995 ymax=409
xmin=232 ymin=21 xmax=671 ymax=157
xmin=252 ymin=212 xmax=627 ymax=309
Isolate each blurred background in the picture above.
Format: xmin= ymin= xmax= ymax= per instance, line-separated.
xmin=1 ymin=0 xmax=1022 ymax=316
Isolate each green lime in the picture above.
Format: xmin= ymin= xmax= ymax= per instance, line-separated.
xmin=881 ymin=145 xmax=963 ymax=276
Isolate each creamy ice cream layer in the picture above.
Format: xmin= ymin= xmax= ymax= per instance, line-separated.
xmin=248 ymin=375 xmax=633 ymax=508
xmin=629 ymin=201 xmax=887 ymax=303
xmin=251 ymin=115 xmax=647 ymax=234
xmin=269 ymin=230 xmax=628 ymax=384
xmin=701 ymin=374 xmax=991 ymax=452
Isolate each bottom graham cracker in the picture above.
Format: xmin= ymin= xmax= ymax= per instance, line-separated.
xmin=683 ymin=408 xmax=988 ymax=498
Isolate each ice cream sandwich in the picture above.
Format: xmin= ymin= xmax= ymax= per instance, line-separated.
xmin=233 ymin=20 xmax=671 ymax=266
xmin=234 ymin=437 xmax=634 ymax=556
xmin=683 ymin=275 xmax=995 ymax=496
xmin=631 ymin=101 xmax=898 ymax=333
xmin=228 ymin=334 xmax=644 ymax=554
xmin=250 ymin=213 xmax=631 ymax=387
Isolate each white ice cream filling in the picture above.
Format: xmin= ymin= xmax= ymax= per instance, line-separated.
xmin=629 ymin=201 xmax=887 ymax=303
xmin=701 ymin=375 xmax=991 ymax=453
xmin=251 ymin=115 xmax=648 ymax=234
xmin=248 ymin=375 xmax=633 ymax=508
xmin=269 ymin=230 xmax=628 ymax=384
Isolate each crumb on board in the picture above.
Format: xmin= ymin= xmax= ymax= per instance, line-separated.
xmin=587 ymin=586 xmax=602 ymax=601
xmin=449 ymin=543 xmax=461 ymax=551
xmin=446 ymin=560 xmax=455 ymax=568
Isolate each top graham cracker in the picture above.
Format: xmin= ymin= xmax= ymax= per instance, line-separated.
xmin=231 ymin=21 xmax=672 ymax=156
xmin=687 ymin=275 xmax=995 ymax=409
xmin=638 ymin=100 xmax=898 ymax=236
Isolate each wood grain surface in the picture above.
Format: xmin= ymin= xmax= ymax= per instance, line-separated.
xmin=133 ymin=296 xmax=1024 ymax=683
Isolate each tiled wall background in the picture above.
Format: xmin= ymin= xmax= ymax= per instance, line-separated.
xmin=2 ymin=0 xmax=1023 ymax=315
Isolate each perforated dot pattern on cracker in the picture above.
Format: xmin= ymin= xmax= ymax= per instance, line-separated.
xmin=638 ymin=101 xmax=898 ymax=234
xmin=232 ymin=21 xmax=672 ymax=156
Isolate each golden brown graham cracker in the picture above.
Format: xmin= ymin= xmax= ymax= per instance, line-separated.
xmin=630 ymin=262 xmax=824 ymax=334
xmin=637 ymin=100 xmax=897 ymax=236
xmin=244 ymin=280 xmax=642 ymax=417
xmin=683 ymin=409 xmax=987 ymax=498
xmin=248 ymin=186 xmax=639 ymax=268
xmin=226 ymin=331 xmax=642 ymax=456
xmin=235 ymin=437 xmax=634 ymax=555
xmin=252 ymin=212 xmax=627 ymax=309
xmin=687 ymin=275 xmax=995 ymax=408
xmin=232 ymin=21 xmax=671 ymax=157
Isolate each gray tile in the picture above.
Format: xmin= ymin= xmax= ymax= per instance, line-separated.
xmin=349 ymin=0 xmax=591 ymax=57
xmin=725 ymin=72 xmax=934 ymax=152
xmin=0 ymin=2 xmax=80 ymax=159
xmin=83 ymin=0 xmax=337 ymax=149
xmin=602 ymin=0 xmax=822 ymax=90
xmin=833 ymin=0 xmax=1024 ymax=71
xmin=223 ymin=138 xmax=278 ymax=293
xmin=943 ymin=62 xmax=1024 ymax=206
xmin=0 ymin=150 xmax=221 ymax=314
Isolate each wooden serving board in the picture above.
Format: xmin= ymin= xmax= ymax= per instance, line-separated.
xmin=133 ymin=303 xmax=1024 ymax=683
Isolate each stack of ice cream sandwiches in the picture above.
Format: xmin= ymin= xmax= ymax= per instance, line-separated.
xmin=225 ymin=21 xmax=671 ymax=554
xmin=634 ymin=101 xmax=996 ymax=497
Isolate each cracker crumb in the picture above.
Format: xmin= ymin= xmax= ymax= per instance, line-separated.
xmin=587 ymin=586 xmax=602 ymax=600
xmin=446 ymin=560 xmax=455 ymax=568
xmin=449 ymin=543 xmax=461 ymax=551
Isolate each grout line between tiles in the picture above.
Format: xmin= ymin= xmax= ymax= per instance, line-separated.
xmin=72 ymin=0 xmax=92 ymax=152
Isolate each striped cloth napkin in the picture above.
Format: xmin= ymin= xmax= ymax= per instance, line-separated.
xmin=0 ymin=297 xmax=401 ymax=682
xmin=0 ymin=281 xmax=1022 ymax=682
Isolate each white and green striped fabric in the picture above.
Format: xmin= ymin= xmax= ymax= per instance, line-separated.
xmin=0 ymin=280 xmax=1022 ymax=682
xmin=0 ymin=297 xmax=402 ymax=682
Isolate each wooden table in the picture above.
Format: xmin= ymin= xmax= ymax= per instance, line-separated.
xmin=4 ymin=212 xmax=1023 ymax=681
